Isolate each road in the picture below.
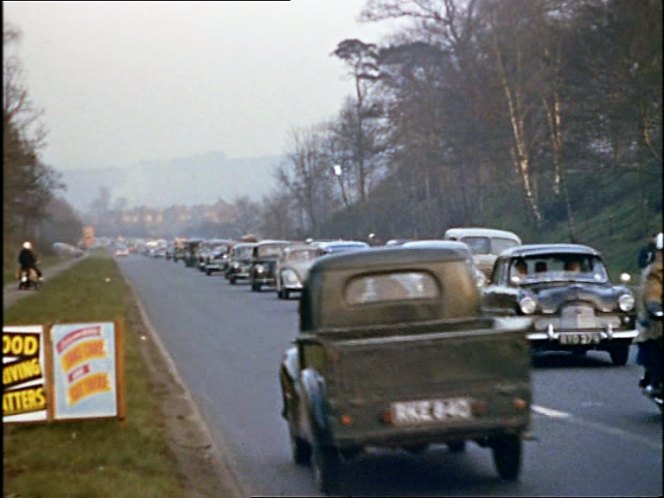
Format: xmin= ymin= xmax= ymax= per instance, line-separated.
xmin=118 ymin=254 xmax=663 ymax=497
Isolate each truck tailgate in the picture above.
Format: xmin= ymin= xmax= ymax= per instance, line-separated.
xmin=319 ymin=327 xmax=531 ymax=445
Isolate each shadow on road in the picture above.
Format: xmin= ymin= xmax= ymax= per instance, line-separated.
xmin=531 ymin=351 xmax=615 ymax=369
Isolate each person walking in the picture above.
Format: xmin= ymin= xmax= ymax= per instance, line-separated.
xmin=634 ymin=232 xmax=663 ymax=395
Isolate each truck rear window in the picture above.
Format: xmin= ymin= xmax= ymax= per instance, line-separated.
xmin=345 ymin=272 xmax=439 ymax=304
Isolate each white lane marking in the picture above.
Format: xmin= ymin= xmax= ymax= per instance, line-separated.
xmin=532 ymin=404 xmax=662 ymax=451
xmin=532 ymin=404 xmax=571 ymax=418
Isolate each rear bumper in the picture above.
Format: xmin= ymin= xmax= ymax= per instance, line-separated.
xmin=333 ymin=417 xmax=528 ymax=449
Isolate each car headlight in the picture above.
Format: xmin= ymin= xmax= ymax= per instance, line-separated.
xmin=283 ymin=269 xmax=301 ymax=285
xmin=618 ymin=293 xmax=635 ymax=312
xmin=255 ymin=264 xmax=265 ymax=274
xmin=519 ymin=296 xmax=537 ymax=315
xmin=474 ymin=269 xmax=487 ymax=288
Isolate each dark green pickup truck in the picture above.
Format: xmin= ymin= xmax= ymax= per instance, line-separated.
xmin=279 ymin=246 xmax=532 ymax=493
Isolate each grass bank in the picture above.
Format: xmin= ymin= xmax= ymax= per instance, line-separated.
xmin=3 ymin=251 xmax=185 ymax=498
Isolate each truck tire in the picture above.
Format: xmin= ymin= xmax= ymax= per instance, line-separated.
xmin=312 ymin=444 xmax=340 ymax=493
xmin=491 ymin=434 xmax=522 ymax=481
xmin=289 ymin=427 xmax=311 ymax=465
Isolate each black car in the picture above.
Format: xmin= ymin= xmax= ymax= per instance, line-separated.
xmin=249 ymin=240 xmax=291 ymax=291
xmin=482 ymin=244 xmax=637 ymax=365
xmin=225 ymin=242 xmax=257 ymax=284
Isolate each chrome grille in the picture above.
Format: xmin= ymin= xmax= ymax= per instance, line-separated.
xmin=560 ymin=304 xmax=597 ymax=330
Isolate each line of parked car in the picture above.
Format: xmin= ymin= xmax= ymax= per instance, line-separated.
xmin=149 ymin=227 xmax=637 ymax=367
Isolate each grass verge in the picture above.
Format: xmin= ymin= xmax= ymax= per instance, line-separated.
xmin=3 ymin=251 xmax=185 ymax=498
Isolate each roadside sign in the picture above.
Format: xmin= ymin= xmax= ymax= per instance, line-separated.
xmin=2 ymin=321 xmax=125 ymax=424
xmin=2 ymin=325 xmax=48 ymax=423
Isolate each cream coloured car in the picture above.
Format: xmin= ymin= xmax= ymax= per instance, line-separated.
xmin=275 ymin=244 xmax=322 ymax=299
xmin=443 ymin=227 xmax=521 ymax=278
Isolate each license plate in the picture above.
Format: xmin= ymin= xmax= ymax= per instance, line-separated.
xmin=390 ymin=398 xmax=472 ymax=426
xmin=559 ymin=333 xmax=601 ymax=345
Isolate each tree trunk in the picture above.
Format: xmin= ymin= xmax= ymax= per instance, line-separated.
xmin=492 ymin=29 xmax=543 ymax=226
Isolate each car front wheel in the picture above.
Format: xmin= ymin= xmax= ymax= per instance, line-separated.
xmin=609 ymin=344 xmax=629 ymax=366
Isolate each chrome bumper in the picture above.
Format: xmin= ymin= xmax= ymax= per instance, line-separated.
xmin=527 ymin=325 xmax=638 ymax=341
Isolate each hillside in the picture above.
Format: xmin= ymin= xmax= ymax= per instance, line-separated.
xmin=320 ymin=164 xmax=662 ymax=281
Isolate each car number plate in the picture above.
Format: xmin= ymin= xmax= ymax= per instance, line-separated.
xmin=559 ymin=333 xmax=601 ymax=345
xmin=390 ymin=398 xmax=472 ymax=426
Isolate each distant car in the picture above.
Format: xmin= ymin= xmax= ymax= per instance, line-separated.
xmin=226 ymin=242 xmax=257 ymax=284
xmin=311 ymin=240 xmax=370 ymax=255
xmin=482 ymin=243 xmax=637 ymax=365
xmin=443 ymin=227 xmax=521 ymax=279
xmin=115 ymin=246 xmax=130 ymax=257
xmin=249 ymin=240 xmax=291 ymax=292
xmin=384 ymin=239 xmax=414 ymax=246
xmin=402 ymin=240 xmax=487 ymax=288
xmin=275 ymin=244 xmax=322 ymax=299
xmin=204 ymin=242 xmax=234 ymax=276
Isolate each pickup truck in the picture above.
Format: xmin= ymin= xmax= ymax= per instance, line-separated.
xmin=279 ymin=246 xmax=532 ymax=493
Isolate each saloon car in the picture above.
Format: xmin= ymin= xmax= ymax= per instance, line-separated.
xmin=249 ymin=240 xmax=291 ymax=291
xmin=204 ymin=240 xmax=234 ymax=276
xmin=275 ymin=244 xmax=322 ymax=299
xmin=311 ymin=240 xmax=370 ymax=255
xmin=443 ymin=227 xmax=522 ymax=278
xmin=226 ymin=242 xmax=257 ymax=284
xmin=402 ymin=240 xmax=488 ymax=287
xmin=482 ymin=244 xmax=637 ymax=365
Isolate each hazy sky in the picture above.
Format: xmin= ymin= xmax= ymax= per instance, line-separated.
xmin=4 ymin=1 xmax=398 ymax=170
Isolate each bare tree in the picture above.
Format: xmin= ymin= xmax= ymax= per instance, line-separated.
xmin=276 ymin=126 xmax=335 ymax=236
xmin=3 ymin=22 xmax=60 ymax=241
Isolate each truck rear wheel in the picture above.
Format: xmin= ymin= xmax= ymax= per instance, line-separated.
xmin=312 ymin=444 xmax=340 ymax=493
xmin=491 ymin=434 xmax=522 ymax=481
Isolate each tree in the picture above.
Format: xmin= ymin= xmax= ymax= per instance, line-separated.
xmin=332 ymin=39 xmax=381 ymax=203
xmin=3 ymin=22 xmax=62 ymax=242
xmin=276 ymin=126 xmax=336 ymax=236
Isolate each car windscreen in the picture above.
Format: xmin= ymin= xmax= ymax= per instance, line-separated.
xmin=459 ymin=236 xmax=491 ymax=255
xmin=345 ymin=271 xmax=439 ymax=305
xmin=491 ymin=237 xmax=520 ymax=255
xmin=235 ymin=247 xmax=253 ymax=259
xmin=287 ymin=249 xmax=319 ymax=261
xmin=509 ymin=254 xmax=608 ymax=283
xmin=257 ymin=245 xmax=285 ymax=258
xmin=326 ymin=243 xmax=369 ymax=253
